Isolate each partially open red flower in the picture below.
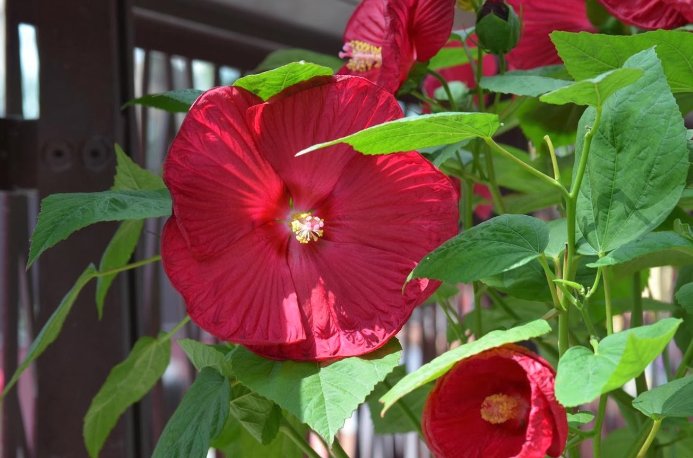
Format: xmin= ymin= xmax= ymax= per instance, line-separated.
xmin=161 ymin=75 xmax=459 ymax=361
xmin=505 ymin=0 xmax=596 ymax=70
xmin=338 ymin=0 xmax=456 ymax=93
xmin=422 ymin=344 xmax=567 ymax=458
xmin=596 ymin=0 xmax=693 ymax=30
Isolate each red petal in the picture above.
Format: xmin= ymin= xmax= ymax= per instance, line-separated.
xmin=246 ymin=76 xmax=403 ymax=211
xmin=318 ymin=152 xmax=459 ymax=265
xmin=247 ymin=240 xmax=434 ymax=361
xmin=412 ymin=0 xmax=456 ymax=61
xmin=505 ymin=0 xmax=596 ymax=70
xmin=343 ymin=0 xmax=387 ymax=46
xmin=163 ymin=86 xmax=288 ymax=260
xmin=597 ymin=0 xmax=691 ymax=29
xmin=161 ymin=216 xmax=306 ymax=345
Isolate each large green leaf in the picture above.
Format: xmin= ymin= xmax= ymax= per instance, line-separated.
xmin=633 ymin=376 xmax=693 ymax=419
xmin=556 ymin=318 xmax=681 ymax=407
xmin=676 ymin=283 xmax=693 ymax=314
xmin=552 ymin=30 xmax=693 ymax=93
xmin=152 ymin=368 xmax=231 ymax=458
xmin=122 ymin=89 xmax=204 ymax=112
xmin=177 ymin=339 xmax=233 ymax=378
xmin=574 ymin=49 xmax=689 ymax=254
xmin=95 ymin=219 xmax=143 ymax=318
xmin=481 ymin=259 xmax=554 ymax=302
xmin=28 ymin=188 xmax=172 ymax=267
xmin=255 ymin=48 xmax=343 ymax=72
xmin=112 ymin=144 xmax=165 ymax=191
xmin=229 ymin=339 xmax=401 ymax=441
xmin=83 ymin=336 xmax=171 ymax=458
xmin=380 ymin=320 xmax=552 ymax=413
xmin=539 ymin=68 xmax=643 ymax=107
xmin=410 ymin=214 xmax=549 ymax=284
xmin=587 ymin=232 xmax=693 ymax=268
xmin=296 ymin=112 xmax=500 ymax=157
xmin=479 ymin=73 xmax=571 ymax=97
xmin=229 ymin=385 xmax=282 ymax=445
xmin=234 ymin=62 xmax=333 ymax=101
xmin=0 ymin=265 xmax=97 ymax=400
xmin=212 ymin=412 xmax=305 ymax=458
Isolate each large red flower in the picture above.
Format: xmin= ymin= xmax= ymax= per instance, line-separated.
xmin=596 ymin=0 xmax=693 ymax=30
xmin=505 ymin=0 xmax=596 ymax=70
xmin=161 ymin=75 xmax=459 ymax=361
xmin=338 ymin=0 xmax=456 ymax=93
xmin=422 ymin=344 xmax=567 ymax=458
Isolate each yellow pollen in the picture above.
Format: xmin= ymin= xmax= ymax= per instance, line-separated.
xmin=290 ymin=212 xmax=325 ymax=244
xmin=480 ymin=394 xmax=521 ymax=424
xmin=341 ymin=40 xmax=383 ymax=72
xmin=456 ymin=0 xmax=475 ymax=11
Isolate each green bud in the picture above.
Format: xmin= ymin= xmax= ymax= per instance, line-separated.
xmin=475 ymin=0 xmax=521 ymax=55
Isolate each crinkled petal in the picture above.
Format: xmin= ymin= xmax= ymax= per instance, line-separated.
xmin=247 ymin=240 xmax=433 ymax=361
xmin=598 ymin=0 xmax=691 ymax=29
xmin=163 ymin=86 xmax=288 ymax=260
xmin=246 ymin=76 xmax=403 ymax=211
xmin=506 ymin=0 xmax=596 ymax=70
xmin=318 ymin=152 xmax=459 ymax=263
xmin=161 ymin=216 xmax=305 ymax=345
xmin=412 ymin=0 xmax=456 ymax=61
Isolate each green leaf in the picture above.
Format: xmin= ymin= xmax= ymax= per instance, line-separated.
xmin=234 ymin=62 xmax=333 ymax=101
xmin=556 ymin=318 xmax=681 ymax=407
xmin=28 ymin=188 xmax=172 ymax=267
xmin=479 ymin=73 xmax=571 ymax=97
xmin=575 ymin=48 xmax=689 ymax=254
xmin=539 ymin=68 xmax=643 ymax=107
xmin=366 ymin=366 xmax=432 ymax=434
xmin=568 ymin=411 xmax=595 ymax=427
xmin=152 ymin=368 xmax=231 ymax=458
xmin=95 ymin=219 xmax=143 ymax=318
xmin=545 ymin=218 xmax=568 ymax=260
xmin=296 ymin=112 xmax=500 ymax=157
xmin=229 ymin=339 xmax=401 ymax=441
xmin=410 ymin=214 xmax=549 ymax=284
xmin=112 ymin=144 xmax=165 ymax=191
xmin=481 ymin=259 xmax=553 ymax=302
xmin=380 ymin=320 xmax=552 ymax=413
xmin=177 ymin=339 xmax=233 ymax=378
xmin=552 ymin=30 xmax=693 ymax=93
xmin=83 ymin=336 xmax=171 ymax=458
xmin=254 ymin=48 xmax=344 ymax=73
xmin=229 ymin=385 xmax=282 ymax=445
xmin=516 ymin=98 xmax=585 ymax=152
xmin=676 ymin=283 xmax=693 ymax=314
xmin=212 ymin=412 xmax=305 ymax=458
xmin=0 ymin=265 xmax=98 ymax=400
xmin=587 ymin=232 xmax=693 ymax=269
xmin=633 ymin=376 xmax=693 ymax=419
xmin=420 ymin=140 xmax=469 ymax=167
xmin=491 ymin=143 xmax=558 ymax=194
xmin=429 ymin=46 xmax=472 ymax=71
xmin=122 ymin=89 xmax=204 ymax=112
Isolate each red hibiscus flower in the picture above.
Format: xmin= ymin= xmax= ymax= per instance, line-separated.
xmin=596 ymin=0 xmax=693 ymax=30
xmin=505 ymin=0 xmax=597 ymax=70
xmin=161 ymin=75 xmax=459 ymax=361
xmin=338 ymin=0 xmax=456 ymax=93
xmin=422 ymin=344 xmax=568 ymax=458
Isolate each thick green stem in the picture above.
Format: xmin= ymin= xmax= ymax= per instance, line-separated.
xmin=544 ymin=135 xmax=561 ymax=181
xmin=279 ymin=420 xmax=322 ymax=458
xmin=492 ymin=54 xmax=507 ymax=111
xmin=483 ymin=143 xmax=506 ymax=214
xmin=427 ymin=69 xmax=458 ymax=112
xmin=96 ymin=254 xmax=161 ymax=277
xmin=592 ymin=394 xmax=608 ymax=458
xmin=476 ymin=47 xmax=485 ymax=111
xmin=473 ymin=281 xmax=483 ymax=338
xmin=331 ymin=439 xmax=351 ymax=458
xmin=636 ymin=419 xmax=662 ymax=458
xmin=631 ymin=273 xmax=648 ymax=395
xmin=602 ymin=267 xmax=615 ymax=336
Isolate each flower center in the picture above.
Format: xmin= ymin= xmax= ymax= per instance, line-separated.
xmin=339 ymin=40 xmax=382 ymax=72
xmin=290 ymin=212 xmax=325 ymax=244
xmin=480 ymin=393 xmax=522 ymax=424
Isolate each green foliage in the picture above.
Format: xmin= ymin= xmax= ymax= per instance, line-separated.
xmin=380 ymin=320 xmax=552 ymax=413
xmin=516 ymin=98 xmax=585 ymax=151
xmin=83 ymin=336 xmax=171 ymax=458
xmin=567 ymin=411 xmax=595 ymax=426
xmin=633 ymin=376 xmax=693 ymax=420
xmin=228 ymin=339 xmax=401 ymax=441
xmin=676 ymin=283 xmax=693 ymax=314
xmin=588 ymin=232 xmax=693 ymax=269
xmin=234 ymin=62 xmax=333 ymax=101
xmin=480 ymin=73 xmax=570 ymax=97
xmin=429 ymin=46 xmax=472 ymax=71
xmin=556 ymin=318 xmax=681 ymax=407
xmin=152 ymin=368 xmax=231 ymax=458
xmin=112 ymin=145 xmax=165 ymax=191
xmin=255 ymin=48 xmax=344 ymax=72
xmin=297 ymin=112 xmax=500 ymax=156
xmin=539 ymin=68 xmax=643 ymax=107
xmin=212 ymin=412 xmax=306 ymax=458
xmin=575 ymin=49 xmax=689 ymax=254
xmin=177 ymin=339 xmax=233 ymax=378
xmin=410 ymin=214 xmax=549 ymax=284
xmin=228 ymin=385 xmax=282 ymax=445
xmin=122 ymin=89 xmax=204 ymax=112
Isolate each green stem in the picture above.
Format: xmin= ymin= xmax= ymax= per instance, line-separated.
xmin=636 ymin=418 xmax=662 ymax=458
xmin=96 ymin=255 xmax=161 ymax=277
xmin=631 ymin=273 xmax=648 ymax=395
xmin=483 ymin=143 xmax=506 ymax=214
xmin=476 ymin=46 xmax=485 ymax=111
xmin=159 ymin=315 xmax=191 ymax=342
xmin=463 ymin=173 xmax=474 ymax=230
xmin=538 ymin=254 xmax=562 ymax=310
xmin=427 ymin=69 xmax=458 ymax=112
xmin=602 ymin=266 xmax=615 ymax=336
xmin=473 ymin=281 xmax=483 ymax=338
xmin=487 ymin=289 xmax=520 ymax=320
xmin=279 ymin=420 xmax=322 ymax=458
xmin=383 ymin=378 xmax=424 ymax=439
xmin=592 ymin=394 xmax=608 ymax=458
xmin=674 ymin=337 xmax=693 ymax=379
xmin=331 ymin=439 xmax=351 ymax=458
xmin=544 ymin=135 xmax=561 ymax=181
xmin=410 ymin=90 xmax=446 ymax=112
xmin=579 ymin=298 xmax=599 ymax=340
xmin=492 ymin=55 xmax=506 ymax=111
xmin=440 ymin=300 xmax=464 ymax=343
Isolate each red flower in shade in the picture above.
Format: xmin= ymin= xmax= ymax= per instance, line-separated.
xmin=338 ymin=0 xmax=456 ymax=93
xmin=422 ymin=344 xmax=568 ymax=458
xmin=596 ymin=0 xmax=693 ymax=30
xmin=504 ymin=0 xmax=596 ymax=70
xmin=161 ymin=75 xmax=459 ymax=361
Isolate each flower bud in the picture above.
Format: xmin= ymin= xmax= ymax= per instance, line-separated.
xmin=475 ymin=0 xmax=520 ymax=55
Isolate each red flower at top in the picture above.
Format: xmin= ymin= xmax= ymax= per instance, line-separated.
xmin=338 ymin=0 xmax=456 ymax=93
xmin=596 ymin=0 xmax=693 ymax=30
xmin=423 ymin=344 xmax=568 ymax=458
xmin=161 ymin=75 xmax=459 ymax=361
xmin=505 ymin=0 xmax=596 ymax=70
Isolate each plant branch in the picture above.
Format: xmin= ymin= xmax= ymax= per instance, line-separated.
xmin=636 ymin=418 xmax=662 ymax=458
xmin=592 ymin=394 xmax=608 ymax=458
xmin=96 ymin=255 xmax=162 ymax=277
xmin=427 ymin=69 xmax=458 ymax=112
xmin=279 ymin=420 xmax=322 ymax=458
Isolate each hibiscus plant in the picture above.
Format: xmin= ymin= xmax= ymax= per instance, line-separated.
xmin=2 ymin=0 xmax=693 ymax=457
